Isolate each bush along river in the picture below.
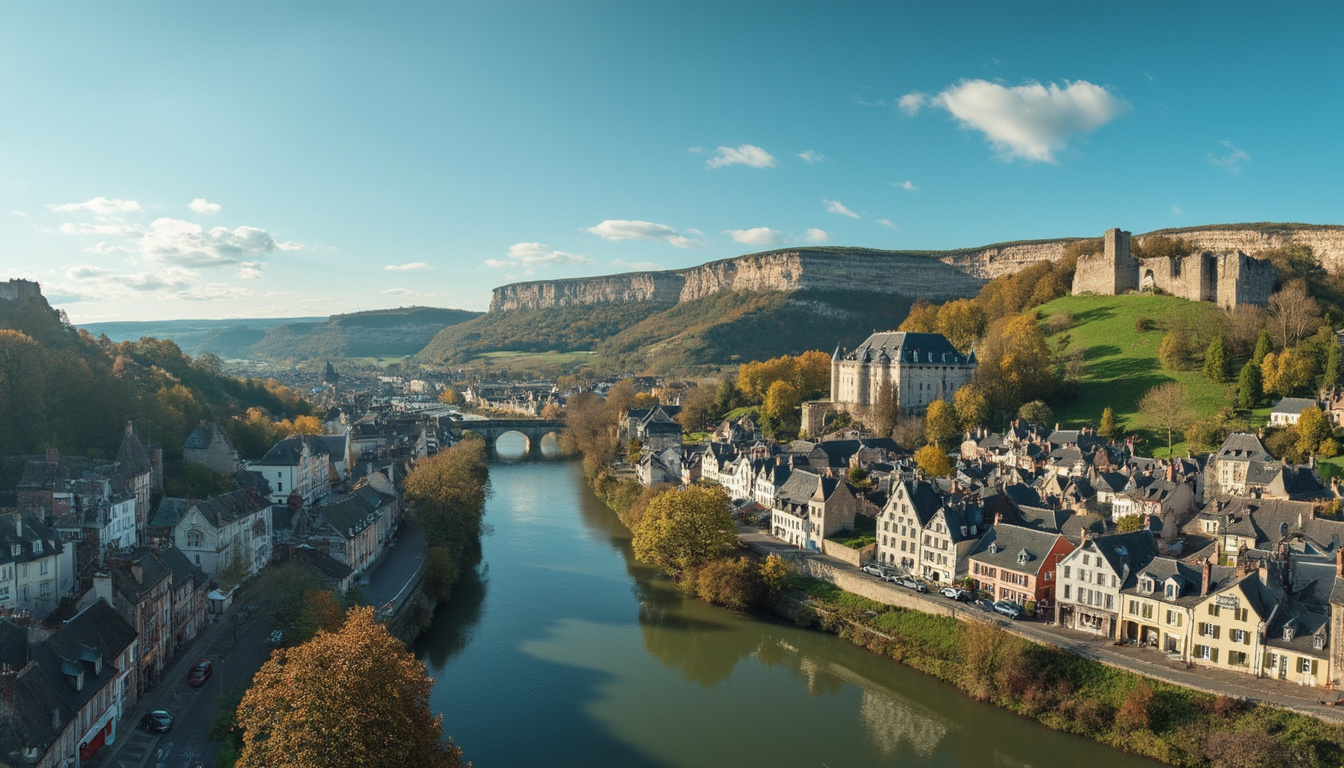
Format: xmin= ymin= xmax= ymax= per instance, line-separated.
xmin=415 ymin=436 xmax=1159 ymax=767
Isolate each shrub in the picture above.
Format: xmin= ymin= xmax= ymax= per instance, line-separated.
xmin=689 ymin=557 xmax=763 ymax=611
xmin=1135 ymin=317 xmax=1157 ymax=332
xmin=1117 ymin=683 xmax=1155 ymax=731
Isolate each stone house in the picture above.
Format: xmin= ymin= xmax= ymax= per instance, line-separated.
xmin=917 ymin=501 xmax=986 ymax=584
xmin=967 ymin=524 xmax=1074 ymax=608
xmin=91 ymin=549 xmax=172 ymax=695
xmin=1055 ymin=530 xmax=1158 ymax=638
xmin=251 ymin=435 xmax=334 ymax=507
xmin=1118 ymin=558 xmax=1233 ymax=657
xmin=156 ymin=547 xmax=210 ymax=654
xmin=181 ymin=422 xmax=240 ymax=475
xmin=769 ymin=471 xmax=862 ymax=552
xmin=876 ymin=479 xmax=942 ymax=572
xmin=823 ymin=331 xmax=976 ymax=420
xmin=308 ymin=496 xmax=381 ymax=576
xmin=636 ymin=448 xmax=682 ymax=488
xmin=158 ymin=490 xmax=273 ymax=582
xmin=1205 ymin=432 xmax=1273 ymax=499
xmin=1189 ymin=571 xmax=1279 ymax=678
xmin=1111 ymin=474 xmax=1196 ymax=541
xmin=0 ymin=513 xmax=74 ymax=620
xmin=0 ymin=599 xmax=137 ymax=768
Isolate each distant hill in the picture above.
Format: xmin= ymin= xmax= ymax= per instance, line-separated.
xmin=81 ymin=316 xmax=321 ymax=355
xmin=250 ymin=306 xmax=480 ymax=361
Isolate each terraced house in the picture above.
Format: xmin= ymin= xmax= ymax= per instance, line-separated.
xmin=1055 ymin=530 xmax=1158 ymax=638
xmin=1119 ymin=558 xmax=1234 ymax=656
xmin=967 ymin=524 xmax=1073 ymax=608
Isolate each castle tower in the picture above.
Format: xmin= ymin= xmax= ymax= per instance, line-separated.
xmin=1104 ymin=228 xmax=1137 ymax=294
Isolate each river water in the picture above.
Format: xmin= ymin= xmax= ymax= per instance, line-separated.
xmin=416 ymin=435 xmax=1156 ymax=767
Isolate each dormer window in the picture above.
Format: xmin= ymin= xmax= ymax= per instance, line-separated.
xmin=32 ymin=540 xmax=41 ymax=554
xmin=1284 ymin=627 xmax=1295 ymax=641
xmin=1165 ymin=584 xmax=1177 ymax=599
xmin=1018 ymin=549 xmax=1032 ymax=565
xmin=1280 ymin=522 xmax=1289 ymax=537
xmin=987 ymin=543 xmax=999 ymax=555
xmin=1315 ymin=634 xmax=1326 ymax=650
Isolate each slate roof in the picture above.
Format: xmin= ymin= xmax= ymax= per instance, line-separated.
xmin=253 ymin=435 xmax=317 ymax=466
xmin=892 ymin=479 xmax=942 ymax=525
xmin=839 ymin=331 xmax=973 ymax=366
xmin=156 ymin=547 xmax=209 ymax=591
xmin=315 ymin=496 xmax=378 ymax=540
xmin=182 ymin=422 xmax=233 ymax=452
xmin=115 ymin=423 xmax=153 ymax=479
xmin=1271 ymin=397 xmax=1320 ymax=417
xmin=113 ymin=549 xmax=173 ymax=601
xmin=967 ymin=524 xmax=1066 ymax=575
xmin=1213 ymin=432 xmax=1273 ymax=463
xmin=150 ymin=498 xmax=191 ymax=529
xmin=1085 ymin=530 xmax=1159 ymax=586
xmin=44 ymin=599 xmax=136 ymax=670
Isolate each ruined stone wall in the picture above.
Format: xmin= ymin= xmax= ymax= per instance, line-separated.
xmin=1071 ymin=228 xmax=1137 ymax=296
xmin=1138 ymin=254 xmax=1215 ymax=303
xmin=1218 ymin=252 xmax=1276 ymax=309
xmin=0 ymin=279 xmax=41 ymax=302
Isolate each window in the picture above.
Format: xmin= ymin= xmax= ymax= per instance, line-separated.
xmin=38 ymin=561 xmax=47 ymax=576
xmin=1105 ymin=594 xmax=1114 ymax=610
xmin=1232 ymin=629 xmax=1247 ymax=644
xmin=1229 ymin=651 xmax=1248 ymax=667
xmin=1301 ymin=657 xmax=1314 ymax=674
xmin=1195 ymin=644 xmax=1211 ymax=660
xmin=1209 ymin=604 xmax=1220 ymax=617
xmin=1063 ymin=585 xmax=1071 ymax=600
xmin=1165 ymin=584 xmax=1177 ymax=599
xmin=1063 ymin=566 xmax=1070 ymax=579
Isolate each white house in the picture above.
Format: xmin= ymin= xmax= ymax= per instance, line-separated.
xmin=170 ymin=490 xmax=273 ymax=581
xmin=1054 ymin=530 xmax=1158 ymax=638
xmin=250 ymin=435 xmax=334 ymax=507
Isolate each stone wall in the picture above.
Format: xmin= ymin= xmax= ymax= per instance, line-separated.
xmin=0 ymin=279 xmax=40 ymax=303
xmin=1219 ymin=252 xmax=1277 ymax=310
xmin=821 ymin=539 xmax=874 ymax=567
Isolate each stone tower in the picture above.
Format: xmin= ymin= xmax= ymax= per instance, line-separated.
xmin=1071 ymin=228 xmax=1137 ymax=296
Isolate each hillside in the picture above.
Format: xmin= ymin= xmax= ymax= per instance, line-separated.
xmin=415 ymin=301 xmax=674 ymax=365
xmin=81 ymin=316 xmax=321 ymax=354
xmin=1035 ymin=294 xmax=1231 ymax=454
xmin=249 ymin=306 xmax=480 ymax=361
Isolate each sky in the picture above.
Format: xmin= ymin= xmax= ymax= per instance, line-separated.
xmin=1 ymin=2 xmax=1341 ymax=323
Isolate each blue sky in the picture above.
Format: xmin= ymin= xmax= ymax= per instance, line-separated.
xmin=1 ymin=2 xmax=1340 ymax=322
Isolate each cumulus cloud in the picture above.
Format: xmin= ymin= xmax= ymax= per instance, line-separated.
xmin=384 ymin=262 xmax=429 ymax=271
xmin=910 ymin=79 xmax=1126 ymax=162
xmin=805 ymin=228 xmax=828 ymax=243
xmin=485 ymin=242 xmax=593 ymax=269
xmin=188 ymin=198 xmax=221 ymax=214
xmin=612 ymin=259 xmax=663 ymax=271
xmin=897 ymin=92 xmax=927 ymax=116
xmin=894 ymin=180 xmax=917 ymax=191
xmin=61 ymin=221 xmax=141 ymax=237
xmin=85 ymin=241 xmax=131 ymax=255
xmin=56 ymin=263 xmax=253 ymax=304
xmin=726 ymin=227 xmax=785 ymax=247
xmin=824 ymin=199 xmax=860 ymax=219
xmin=586 ymin=219 xmax=701 ymax=248
xmin=797 ymin=150 xmax=826 ymax=164
xmin=237 ymin=262 xmax=264 ymax=279
xmin=1208 ymin=141 xmax=1250 ymax=173
xmin=139 ymin=218 xmax=297 ymax=268
xmin=65 ymin=265 xmax=113 ymax=280
xmin=47 ymin=197 xmax=141 ymax=215
xmin=706 ymin=144 xmax=776 ymax=169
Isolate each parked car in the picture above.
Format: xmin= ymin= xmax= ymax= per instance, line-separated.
xmin=142 ymin=710 xmax=173 ymax=733
xmin=188 ymin=658 xmax=213 ymax=687
xmin=892 ymin=576 xmax=927 ymax=593
xmin=972 ymin=599 xmax=996 ymax=613
xmin=861 ymin=564 xmax=885 ymax=577
xmin=939 ymin=586 xmax=971 ymax=601
xmin=993 ymin=600 xmax=1024 ymax=619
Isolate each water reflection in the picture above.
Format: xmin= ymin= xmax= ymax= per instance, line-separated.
xmin=492 ymin=430 xmax=561 ymax=461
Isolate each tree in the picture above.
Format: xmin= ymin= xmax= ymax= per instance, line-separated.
xmin=762 ymin=380 xmax=800 ymax=424
xmin=953 ymin=384 xmax=990 ymax=431
xmin=1203 ymin=335 xmax=1231 ymax=383
xmin=675 ymin=383 xmax=718 ymax=432
xmin=1269 ymin=279 xmax=1322 ymax=348
xmin=1138 ymin=382 xmax=1193 ymax=457
xmin=438 ymin=387 xmax=464 ymax=405
xmin=1296 ymin=407 xmax=1333 ymax=457
xmin=1131 ymin=234 xmax=1193 ymax=260
xmin=1325 ymin=342 xmax=1343 ymax=390
xmin=899 ymin=300 xmax=940 ymax=333
xmin=560 ymin=391 xmax=616 ymax=474
xmin=1237 ymin=360 xmax=1264 ymax=409
xmin=1017 ymin=400 xmax=1053 ymax=426
xmin=935 ymin=298 xmax=987 ymax=353
xmin=974 ymin=314 xmax=1057 ymax=418
xmin=1158 ymin=331 xmax=1199 ymax=371
xmin=914 ymin=445 xmax=954 ymax=477
xmin=867 ymin=376 xmax=898 ymax=438
xmin=759 ymin=553 xmax=789 ymax=598
xmin=712 ymin=378 xmax=746 ymax=417
xmin=403 ymin=440 xmax=491 ymax=549
xmin=1099 ymin=407 xmax=1118 ymax=440
xmin=1252 ymin=328 xmax=1274 ymax=365
xmin=631 ymin=485 xmax=737 ymax=573
xmin=236 ymin=607 xmax=464 ymax=768
xmin=1261 ymin=348 xmax=1314 ymax=397
xmin=1116 ymin=515 xmax=1145 ymax=534
xmin=924 ymin=399 xmax=960 ymax=450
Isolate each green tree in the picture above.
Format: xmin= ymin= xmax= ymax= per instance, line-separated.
xmin=712 ymin=378 xmax=746 ymax=417
xmin=1237 ymin=360 xmax=1263 ymax=409
xmin=953 ymin=384 xmax=990 ymax=431
xmin=1116 ymin=515 xmax=1145 ymax=534
xmin=631 ymin=485 xmax=737 ymax=574
xmin=1017 ymin=399 xmax=1053 ymax=426
xmin=924 ymin=399 xmax=960 ymax=450
xmin=914 ymin=445 xmax=954 ymax=477
xmin=1252 ymin=328 xmax=1274 ymax=365
xmin=1099 ymin=407 xmax=1118 ymax=440
xmin=1325 ymin=342 xmax=1343 ymax=390
xmin=236 ymin=607 xmax=465 ymax=768
xmin=870 ymin=376 xmax=899 ymax=438
xmin=1138 ymin=381 xmax=1193 ymax=457
xmin=1158 ymin=331 xmax=1198 ymax=371
xmin=1203 ymin=334 xmax=1231 ymax=383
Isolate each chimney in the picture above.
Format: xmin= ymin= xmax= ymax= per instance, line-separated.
xmin=1336 ymin=547 xmax=1343 ymax=579
xmin=1166 ymin=462 xmax=1177 ymax=483
xmin=44 ymin=448 xmax=58 ymax=464
xmin=1201 ymin=558 xmax=1212 ymax=595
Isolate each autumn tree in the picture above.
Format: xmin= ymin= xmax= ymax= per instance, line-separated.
xmin=869 ymin=377 xmax=898 ymax=438
xmin=560 ymin=391 xmax=616 ymax=474
xmin=1261 ymin=347 xmax=1314 ymax=397
xmin=974 ymin=314 xmax=1057 ymax=418
xmin=1269 ymin=279 xmax=1322 ymax=348
xmin=1296 ymin=407 xmax=1333 ymax=458
xmin=934 ymin=298 xmax=987 ymax=353
xmin=438 ymin=387 xmax=464 ymax=405
xmin=759 ymin=553 xmax=790 ymax=598
xmin=762 ymin=380 xmax=800 ymax=423
xmin=1017 ymin=400 xmax=1053 ymax=426
xmin=1099 ymin=407 xmax=1119 ymax=440
xmin=403 ymin=439 xmax=491 ymax=549
xmin=1116 ymin=515 xmax=1145 ymax=534
xmin=236 ymin=606 xmax=465 ymax=768
xmin=631 ymin=485 xmax=737 ymax=574
xmin=675 ymin=382 xmax=719 ymax=432
xmin=1131 ymin=234 xmax=1193 ymax=260
xmin=899 ymin=300 xmax=940 ymax=333
xmin=1203 ymin=334 xmax=1231 ymax=383
xmin=1138 ymin=381 xmax=1193 ymax=456
xmin=953 ymin=384 xmax=990 ymax=431
xmin=924 ymin=399 xmax=960 ymax=450
xmin=1158 ymin=331 xmax=1199 ymax=371
xmin=914 ymin=445 xmax=953 ymax=477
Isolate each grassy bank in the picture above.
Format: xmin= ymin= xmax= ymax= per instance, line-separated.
xmin=780 ymin=574 xmax=1344 ymax=767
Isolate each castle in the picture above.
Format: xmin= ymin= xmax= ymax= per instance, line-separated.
xmin=1071 ymin=228 xmax=1276 ymax=309
xmin=0 ymin=279 xmax=41 ymax=303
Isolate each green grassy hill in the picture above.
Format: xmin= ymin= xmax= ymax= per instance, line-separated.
xmin=251 ymin=306 xmax=480 ymax=361
xmin=1036 ymin=294 xmax=1237 ymax=454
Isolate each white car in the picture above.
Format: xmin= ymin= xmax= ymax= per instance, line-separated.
xmin=940 ymin=586 xmax=971 ymax=601
xmin=861 ymin=564 xmax=885 ymax=577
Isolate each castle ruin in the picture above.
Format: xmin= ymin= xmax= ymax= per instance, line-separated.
xmin=1071 ymin=228 xmax=1276 ymax=309
xmin=0 ymin=279 xmax=40 ymax=303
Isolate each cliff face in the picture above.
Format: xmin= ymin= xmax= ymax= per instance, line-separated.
xmin=488 ymin=224 xmax=1344 ymax=313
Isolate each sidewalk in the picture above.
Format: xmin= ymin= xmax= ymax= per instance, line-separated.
xmin=739 ymin=527 xmax=1344 ymax=723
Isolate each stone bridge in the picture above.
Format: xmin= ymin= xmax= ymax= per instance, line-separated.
xmin=450 ymin=418 xmax=564 ymax=460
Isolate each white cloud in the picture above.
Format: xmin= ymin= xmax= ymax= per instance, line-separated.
xmin=898 ymin=92 xmax=927 ymax=116
xmin=60 ymin=220 xmax=141 ymax=237
xmin=586 ymin=219 xmax=701 ymax=248
xmin=55 ymin=263 xmax=253 ymax=304
xmin=894 ymin=180 xmax=917 ymax=191
xmin=706 ymin=144 xmax=776 ymax=169
xmin=797 ymin=150 xmax=826 ymax=164
xmin=11 ymin=210 xmax=28 ymax=218
xmin=139 ymin=217 xmax=295 ymax=267
xmin=85 ymin=241 xmax=131 ymax=255
xmin=824 ymin=199 xmax=860 ymax=219
xmin=726 ymin=227 xmax=784 ymax=247
xmin=384 ymin=262 xmax=429 ymax=271
xmin=918 ymin=79 xmax=1126 ymax=162
xmin=47 ymin=197 xmax=141 ymax=215
xmin=238 ymin=262 xmax=264 ymax=279
xmin=687 ymin=146 xmax=705 ymax=154
xmin=876 ymin=219 xmax=898 ymax=230
xmin=612 ymin=259 xmax=663 ymax=271
xmin=1171 ymin=204 xmax=1183 ymax=215
xmin=805 ymin=228 xmax=828 ymax=243
xmin=1208 ymin=141 xmax=1250 ymax=173
xmin=485 ymin=242 xmax=594 ymax=269
xmin=65 ymin=265 xmax=113 ymax=280
xmin=382 ymin=288 xmax=416 ymax=296
xmin=188 ymin=198 xmax=222 ymax=214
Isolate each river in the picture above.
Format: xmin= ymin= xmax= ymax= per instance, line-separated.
xmin=416 ymin=435 xmax=1157 ymax=767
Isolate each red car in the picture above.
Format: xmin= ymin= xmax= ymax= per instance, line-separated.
xmin=187 ymin=659 xmax=212 ymax=687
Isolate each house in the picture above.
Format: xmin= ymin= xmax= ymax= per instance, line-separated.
xmin=90 ymin=549 xmax=172 ymax=694
xmin=0 ymin=513 xmax=74 ymax=620
xmin=967 ymin=524 xmax=1074 ymax=609
xmin=876 ymin=479 xmax=942 ymax=572
xmin=827 ymin=331 xmax=977 ymax=414
xmin=1118 ymin=557 xmax=1233 ymax=657
xmin=1269 ymin=397 xmax=1320 ymax=426
xmin=1205 ymin=433 xmax=1273 ymax=499
xmin=181 ymin=422 xmax=240 ymax=475
xmin=113 ymin=422 xmax=157 ymax=539
xmin=250 ymin=435 xmax=335 ymax=507
xmin=1054 ymin=530 xmax=1158 ymax=638
xmin=1188 ymin=571 xmax=1280 ymax=677
xmin=637 ymin=448 xmax=682 ymax=488
xmin=159 ymin=490 xmax=274 ymax=582
xmin=769 ymin=471 xmax=862 ymax=552
xmin=157 ymin=547 xmax=210 ymax=654
xmin=0 ymin=599 xmax=137 ymax=768
xmin=917 ymin=499 xmax=986 ymax=584
xmin=308 ymin=496 xmax=381 ymax=576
